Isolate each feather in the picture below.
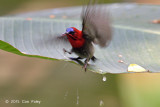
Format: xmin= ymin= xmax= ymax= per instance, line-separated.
xmin=42 ymin=34 xmax=69 ymax=46
xmin=81 ymin=0 xmax=112 ymax=47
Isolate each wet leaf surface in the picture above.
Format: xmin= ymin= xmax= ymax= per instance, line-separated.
xmin=1 ymin=4 xmax=160 ymax=73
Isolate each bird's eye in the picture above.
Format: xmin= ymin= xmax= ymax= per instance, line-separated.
xmin=69 ymin=31 xmax=75 ymax=35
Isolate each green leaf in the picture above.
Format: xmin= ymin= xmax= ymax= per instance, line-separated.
xmin=1 ymin=4 xmax=160 ymax=73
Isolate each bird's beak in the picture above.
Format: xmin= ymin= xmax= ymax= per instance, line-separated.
xmin=65 ymin=32 xmax=69 ymax=35
xmin=62 ymin=32 xmax=69 ymax=36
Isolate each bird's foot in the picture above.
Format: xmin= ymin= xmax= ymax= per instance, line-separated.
xmin=82 ymin=63 xmax=88 ymax=72
xmin=63 ymin=48 xmax=72 ymax=54
xmin=91 ymin=56 xmax=97 ymax=62
xmin=82 ymin=58 xmax=89 ymax=72
xmin=69 ymin=57 xmax=82 ymax=61
xmin=83 ymin=63 xmax=88 ymax=72
xmin=69 ymin=57 xmax=84 ymax=65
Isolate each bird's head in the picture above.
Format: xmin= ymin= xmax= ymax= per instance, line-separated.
xmin=62 ymin=27 xmax=84 ymax=48
xmin=66 ymin=27 xmax=75 ymax=35
xmin=62 ymin=27 xmax=82 ymax=41
xmin=62 ymin=27 xmax=76 ymax=37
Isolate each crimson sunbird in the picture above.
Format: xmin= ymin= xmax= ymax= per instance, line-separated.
xmin=61 ymin=0 xmax=112 ymax=71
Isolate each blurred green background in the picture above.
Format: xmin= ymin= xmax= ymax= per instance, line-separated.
xmin=0 ymin=0 xmax=160 ymax=107
xmin=0 ymin=0 xmax=159 ymax=15
xmin=0 ymin=0 xmax=127 ymax=15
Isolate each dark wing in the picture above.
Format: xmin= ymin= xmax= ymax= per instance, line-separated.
xmin=54 ymin=35 xmax=68 ymax=43
xmin=40 ymin=34 xmax=69 ymax=46
xmin=81 ymin=0 xmax=112 ymax=47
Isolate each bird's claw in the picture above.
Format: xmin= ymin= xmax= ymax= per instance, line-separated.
xmin=63 ymin=48 xmax=67 ymax=54
xmin=82 ymin=58 xmax=90 ymax=72
xmin=63 ymin=48 xmax=71 ymax=54
xmin=82 ymin=63 xmax=88 ymax=72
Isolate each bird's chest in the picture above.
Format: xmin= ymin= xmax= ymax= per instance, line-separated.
xmin=72 ymin=41 xmax=94 ymax=58
xmin=67 ymin=34 xmax=85 ymax=48
xmin=69 ymin=39 xmax=85 ymax=48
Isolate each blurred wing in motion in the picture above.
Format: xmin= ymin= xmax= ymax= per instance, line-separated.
xmin=81 ymin=0 xmax=112 ymax=47
xmin=55 ymin=34 xmax=68 ymax=43
xmin=40 ymin=34 xmax=69 ymax=46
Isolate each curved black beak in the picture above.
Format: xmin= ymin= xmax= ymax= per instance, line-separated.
xmin=62 ymin=32 xmax=69 ymax=36
xmin=65 ymin=32 xmax=69 ymax=35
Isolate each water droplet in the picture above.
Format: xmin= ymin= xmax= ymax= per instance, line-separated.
xmin=50 ymin=15 xmax=55 ymax=18
xmin=102 ymin=76 xmax=107 ymax=81
xmin=26 ymin=18 xmax=32 ymax=21
xmin=118 ymin=60 xmax=124 ymax=63
xmin=152 ymin=19 xmax=160 ymax=24
xmin=64 ymin=91 xmax=68 ymax=100
xmin=22 ymin=52 xmax=27 ymax=54
xmin=118 ymin=54 xmax=122 ymax=57
xmin=76 ymin=89 xmax=79 ymax=105
xmin=100 ymin=100 xmax=104 ymax=106
xmin=99 ymin=69 xmax=103 ymax=72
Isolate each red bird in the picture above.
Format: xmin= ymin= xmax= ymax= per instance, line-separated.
xmin=62 ymin=1 xmax=112 ymax=71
